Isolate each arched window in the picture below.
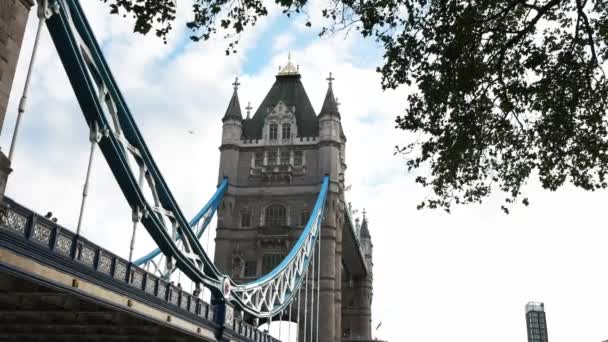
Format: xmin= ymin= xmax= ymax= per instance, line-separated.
xmin=282 ymin=123 xmax=291 ymax=140
xmin=269 ymin=124 xmax=278 ymax=140
xmin=265 ymin=204 xmax=286 ymax=226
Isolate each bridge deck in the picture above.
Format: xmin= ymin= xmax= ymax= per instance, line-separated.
xmin=0 ymin=197 xmax=273 ymax=342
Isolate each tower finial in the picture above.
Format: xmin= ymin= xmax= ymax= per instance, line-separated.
xmin=277 ymin=53 xmax=299 ymax=76
xmin=245 ymin=101 xmax=253 ymax=119
xmin=232 ymin=76 xmax=240 ymax=91
xmin=362 ymin=208 xmax=367 ymax=220
xmin=326 ymin=72 xmax=335 ymax=86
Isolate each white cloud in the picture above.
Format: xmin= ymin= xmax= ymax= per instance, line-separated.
xmin=2 ymin=3 xmax=608 ymax=342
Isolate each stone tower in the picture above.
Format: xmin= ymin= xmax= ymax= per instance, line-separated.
xmin=214 ymin=58 xmax=374 ymax=342
xmin=341 ymin=213 xmax=374 ymax=339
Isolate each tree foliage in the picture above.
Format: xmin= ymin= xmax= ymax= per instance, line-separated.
xmin=102 ymin=0 xmax=608 ymax=213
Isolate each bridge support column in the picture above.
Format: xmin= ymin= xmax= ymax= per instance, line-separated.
xmin=314 ymin=220 xmax=339 ymax=342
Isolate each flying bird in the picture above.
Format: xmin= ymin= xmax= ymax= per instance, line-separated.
xmin=188 ymin=130 xmax=195 ymax=135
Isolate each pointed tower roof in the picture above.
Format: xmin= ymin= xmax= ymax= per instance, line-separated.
xmin=319 ymin=72 xmax=340 ymax=118
xmin=222 ymin=77 xmax=243 ymax=122
xmin=242 ymin=56 xmax=319 ymax=139
xmin=360 ymin=210 xmax=370 ymax=239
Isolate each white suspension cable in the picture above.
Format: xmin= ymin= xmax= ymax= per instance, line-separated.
xmin=204 ymin=220 xmax=212 ymax=300
xmin=296 ymin=286 xmax=301 ymax=342
xmin=288 ymin=302 xmax=292 ymax=342
xmin=279 ymin=309 xmax=282 ymax=341
xmin=315 ymin=230 xmax=321 ymax=342
xmin=128 ymin=166 xmax=145 ymax=262
xmin=310 ymin=246 xmax=316 ymax=342
xmin=76 ymin=125 xmax=101 ymax=236
xmin=8 ymin=8 xmax=47 ymax=162
xmin=303 ymin=265 xmax=309 ymax=342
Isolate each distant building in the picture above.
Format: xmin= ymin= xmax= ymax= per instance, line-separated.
xmin=526 ymin=302 xmax=549 ymax=342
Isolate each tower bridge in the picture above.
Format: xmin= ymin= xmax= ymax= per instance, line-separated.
xmin=0 ymin=0 xmax=385 ymax=341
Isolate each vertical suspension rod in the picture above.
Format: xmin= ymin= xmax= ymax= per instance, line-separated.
xmin=310 ymin=246 xmax=316 ymax=342
xmin=76 ymin=124 xmax=101 ymax=235
xmin=296 ymin=286 xmax=301 ymax=342
xmin=128 ymin=165 xmax=145 ymax=262
xmin=316 ymin=227 xmax=321 ymax=342
xmin=303 ymin=263 xmax=309 ymax=342
xmin=288 ymin=302 xmax=292 ymax=342
xmin=279 ymin=309 xmax=282 ymax=340
xmin=8 ymin=7 xmax=47 ymax=161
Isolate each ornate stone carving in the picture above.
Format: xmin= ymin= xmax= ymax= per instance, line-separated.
xmin=170 ymin=288 xmax=179 ymax=305
xmin=180 ymin=294 xmax=188 ymax=310
xmin=32 ymin=223 xmax=51 ymax=244
xmin=55 ymin=234 xmax=72 ymax=255
xmin=157 ymin=283 xmax=167 ymax=300
xmin=130 ymin=270 xmax=143 ymax=289
xmin=79 ymin=245 xmax=95 ymax=266
xmin=114 ymin=262 xmax=127 ymax=281
xmin=145 ymin=277 xmax=156 ymax=294
xmin=98 ymin=254 xmax=112 ymax=274
xmin=1 ymin=209 xmax=26 ymax=234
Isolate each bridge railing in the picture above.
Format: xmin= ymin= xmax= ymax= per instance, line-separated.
xmin=0 ymin=196 xmax=279 ymax=342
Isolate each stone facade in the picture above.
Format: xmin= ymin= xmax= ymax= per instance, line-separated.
xmin=0 ymin=0 xmax=33 ymax=200
xmin=214 ymin=63 xmax=376 ymax=342
xmin=0 ymin=0 xmax=33 ymax=134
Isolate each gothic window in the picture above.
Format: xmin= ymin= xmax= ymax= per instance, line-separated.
xmin=244 ymin=261 xmax=257 ymax=277
xmin=265 ymin=204 xmax=286 ymax=227
xmin=268 ymin=150 xmax=278 ymax=165
xmin=240 ymin=212 xmax=251 ymax=228
xmin=300 ymin=211 xmax=309 ymax=226
xmin=262 ymin=253 xmax=285 ymax=274
xmin=280 ymin=149 xmax=290 ymax=165
xmin=282 ymin=123 xmax=291 ymax=140
xmin=254 ymin=152 xmax=264 ymax=166
xmin=269 ymin=124 xmax=278 ymax=140
xmin=294 ymin=151 xmax=303 ymax=166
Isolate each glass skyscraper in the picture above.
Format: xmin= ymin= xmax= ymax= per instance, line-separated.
xmin=526 ymin=302 xmax=549 ymax=342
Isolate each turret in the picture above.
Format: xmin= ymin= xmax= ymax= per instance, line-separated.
xmin=221 ymin=77 xmax=243 ymax=145
xmin=359 ymin=210 xmax=373 ymax=273
xmin=318 ymin=73 xmax=344 ymax=183
xmin=218 ymin=77 xmax=243 ymax=183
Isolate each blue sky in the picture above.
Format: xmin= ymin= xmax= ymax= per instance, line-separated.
xmin=3 ymin=2 xmax=608 ymax=342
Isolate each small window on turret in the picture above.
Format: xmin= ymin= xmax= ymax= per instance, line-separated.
xmin=282 ymin=124 xmax=291 ymax=140
xmin=269 ymin=124 xmax=278 ymax=140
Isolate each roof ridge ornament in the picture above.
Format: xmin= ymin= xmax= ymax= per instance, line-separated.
xmin=245 ymin=101 xmax=253 ymax=119
xmin=277 ymin=53 xmax=300 ymax=76
xmin=326 ymin=72 xmax=335 ymax=86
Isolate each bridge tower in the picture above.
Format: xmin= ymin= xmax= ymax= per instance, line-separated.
xmin=214 ymin=58 xmax=374 ymax=341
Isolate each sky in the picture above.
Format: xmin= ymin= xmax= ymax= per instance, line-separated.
xmin=3 ymin=1 xmax=608 ymax=341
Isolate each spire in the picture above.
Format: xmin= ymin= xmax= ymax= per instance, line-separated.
xmin=319 ymin=72 xmax=340 ymax=118
xmin=222 ymin=77 xmax=243 ymax=122
xmin=360 ymin=209 xmax=370 ymax=239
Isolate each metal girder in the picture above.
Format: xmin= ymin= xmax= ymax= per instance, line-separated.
xmin=38 ymin=0 xmax=328 ymax=318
